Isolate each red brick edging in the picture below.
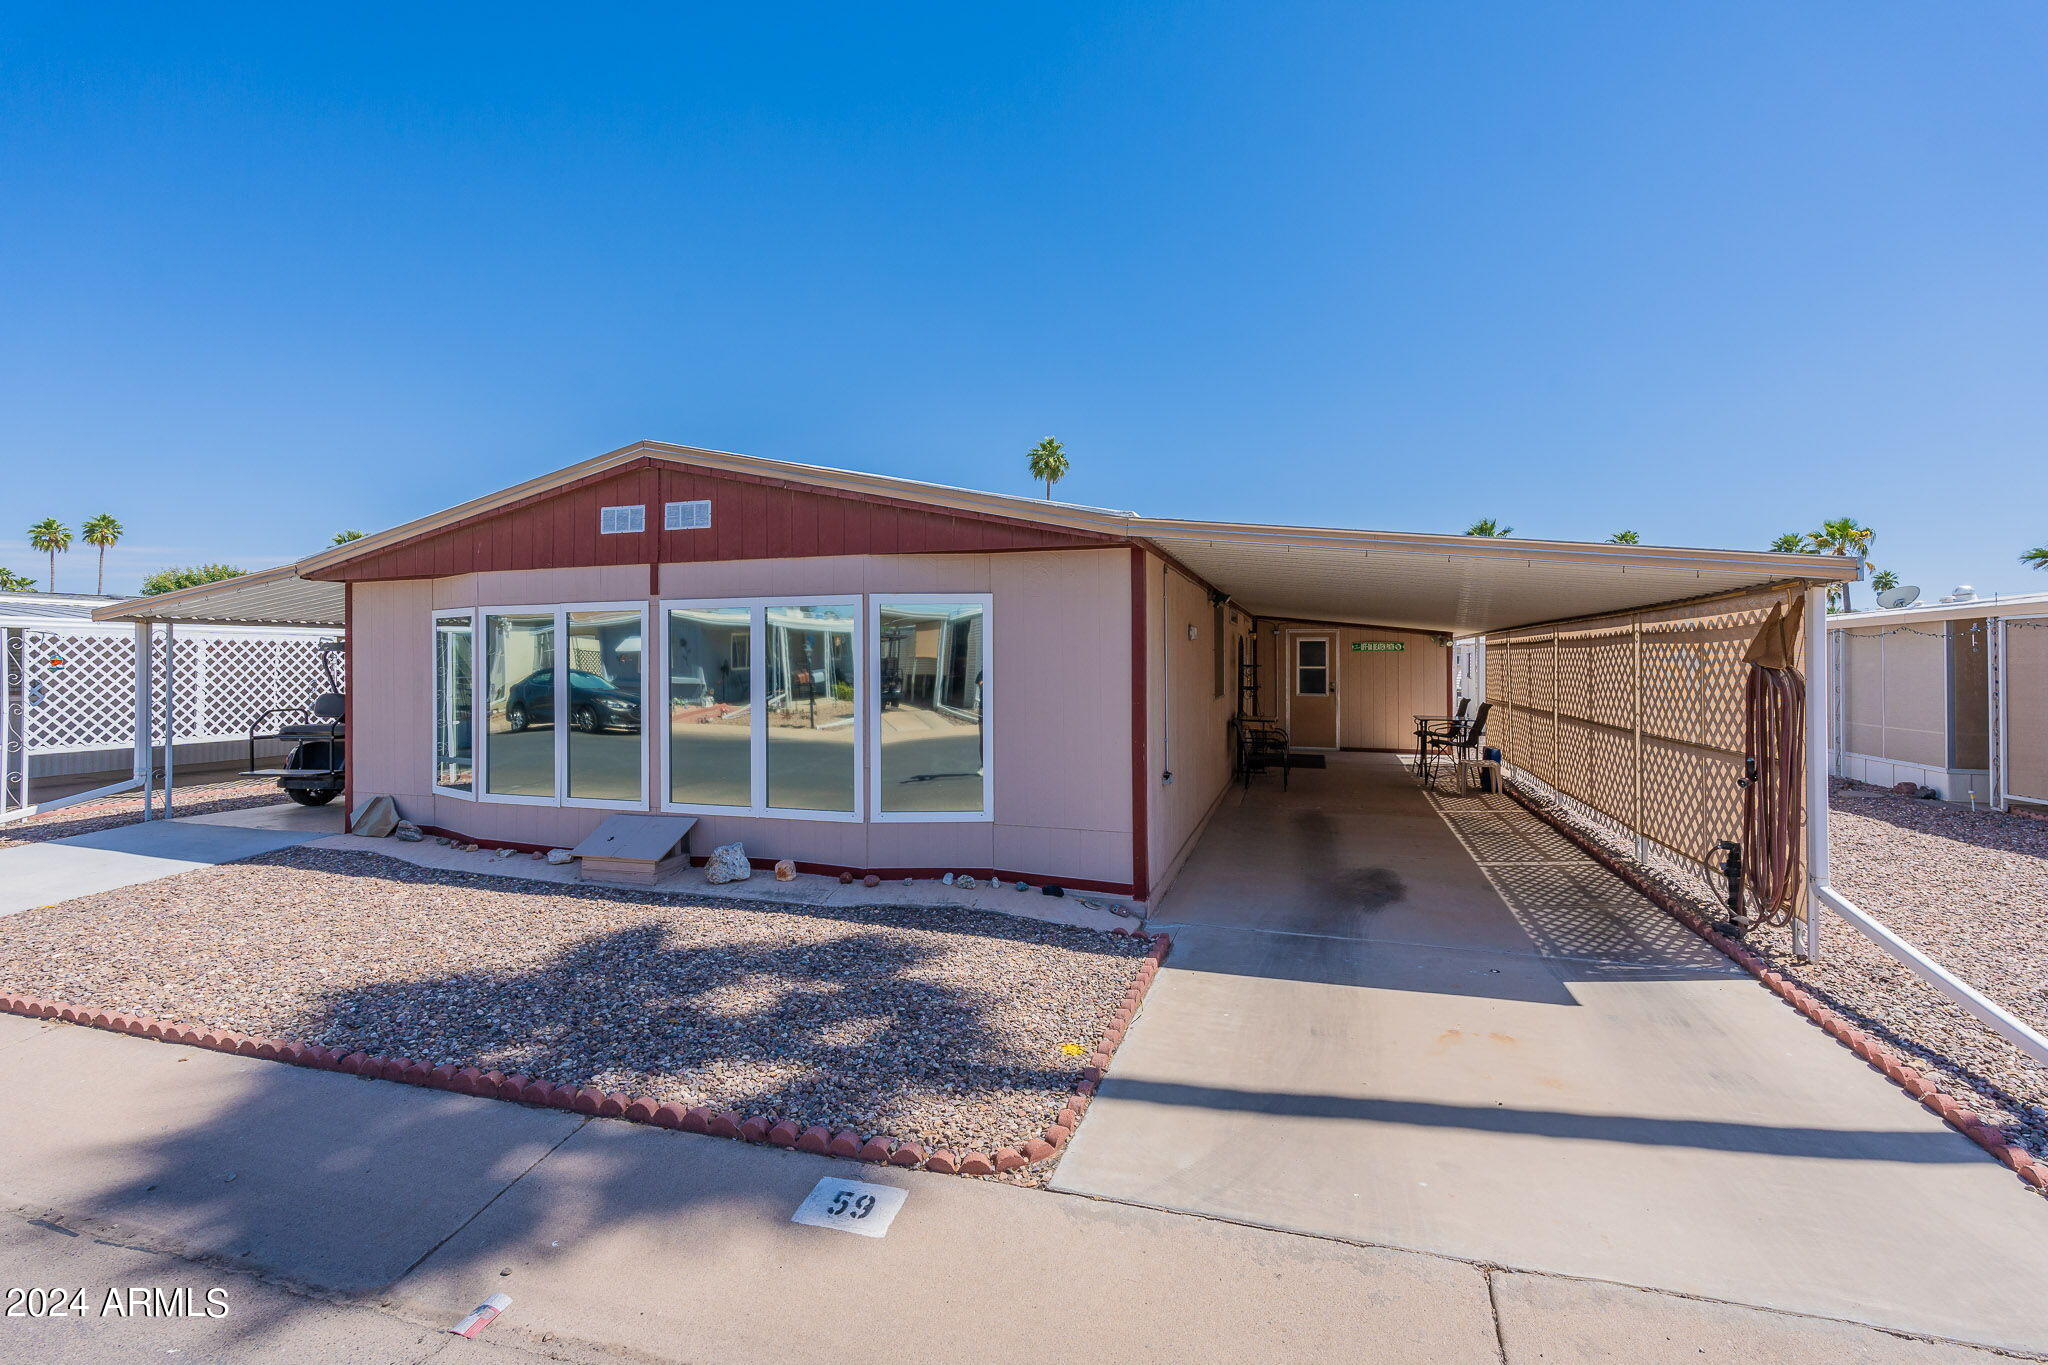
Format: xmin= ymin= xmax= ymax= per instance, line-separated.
xmin=1503 ymin=786 xmax=2048 ymax=1195
xmin=0 ymin=931 xmax=1170 ymax=1180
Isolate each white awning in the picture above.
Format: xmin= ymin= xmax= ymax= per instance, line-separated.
xmin=91 ymin=565 xmax=345 ymax=629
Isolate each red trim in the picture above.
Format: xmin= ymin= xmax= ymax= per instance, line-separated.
xmin=1130 ymin=547 xmax=1151 ymax=902
xmin=408 ymin=825 xmax=1137 ymax=895
xmin=342 ymin=583 xmax=354 ymax=831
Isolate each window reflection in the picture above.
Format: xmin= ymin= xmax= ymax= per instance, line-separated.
xmin=485 ymin=613 xmax=555 ymax=797
xmin=765 ymin=603 xmax=857 ymax=812
xmin=434 ymin=615 xmax=473 ymax=791
xmin=565 ymin=610 xmax=643 ymax=802
xmin=667 ymin=606 xmax=752 ymax=807
xmin=878 ymin=602 xmax=985 ymax=814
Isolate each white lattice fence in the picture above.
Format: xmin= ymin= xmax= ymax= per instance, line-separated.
xmin=22 ymin=627 xmax=342 ymax=755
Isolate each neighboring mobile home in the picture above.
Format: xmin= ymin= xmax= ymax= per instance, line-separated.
xmin=96 ymin=441 xmax=1858 ymax=905
xmin=1828 ymin=590 xmax=2048 ymax=811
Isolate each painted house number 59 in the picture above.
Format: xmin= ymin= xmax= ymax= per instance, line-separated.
xmin=827 ymin=1190 xmax=876 ymax=1219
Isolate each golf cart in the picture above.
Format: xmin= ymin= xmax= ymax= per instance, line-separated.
xmin=245 ymin=639 xmax=346 ymax=806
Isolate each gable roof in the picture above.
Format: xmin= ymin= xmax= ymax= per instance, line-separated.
xmin=100 ymin=438 xmax=1860 ymax=636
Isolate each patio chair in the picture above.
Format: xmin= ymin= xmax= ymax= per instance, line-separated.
xmin=1412 ymin=698 xmax=1470 ymax=768
xmin=1419 ymin=702 xmax=1490 ymax=791
xmin=1236 ymin=717 xmax=1292 ymax=790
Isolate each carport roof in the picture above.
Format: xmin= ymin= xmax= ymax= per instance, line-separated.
xmin=92 ymin=440 xmax=1857 ymax=635
xmin=92 ymin=564 xmax=345 ymax=628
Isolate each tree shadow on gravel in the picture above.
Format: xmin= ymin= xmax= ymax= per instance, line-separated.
xmin=292 ymin=920 xmax=1095 ymax=1140
xmin=19 ymin=889 xmax=1133 ymax=1355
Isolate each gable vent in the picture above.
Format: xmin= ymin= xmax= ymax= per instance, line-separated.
xmin=600 ymin=505 xmax=646 ymax=534
xmin=665 ymin=500 xmax=712 ymax=531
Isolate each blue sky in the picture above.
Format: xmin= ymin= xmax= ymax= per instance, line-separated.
xmin=3 ymin=2 xmax=2044 ymax=602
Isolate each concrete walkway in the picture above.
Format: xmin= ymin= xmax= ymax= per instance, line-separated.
xmin=1053 ymin=754 xmax=2048 ymax=1354
xmin=0 ymin=1011 xmax=2024 ymax=1363
xmin=0 ymin=802 xmax=342 ymax=916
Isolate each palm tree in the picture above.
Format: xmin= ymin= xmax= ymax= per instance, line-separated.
xmin=27 ymin=518 xmax=70 ymax=593
xmin=1870 ymin=569 xmax=1900 ymax=595
xmin=1806 ymin=517 xmax=1875 ymax=611
xmin=1465 ymin=518 xmax=1513 ymax=537
xmin=0 ymin=568 xmax=36 ymax=592
xmin=81 ymin=514 xmax=123 ymax=594
xmin=2022 ymin=546 xmax=2048 ymax=571
xmin=1768 ymin=533 xmax=1808 ymax=553
xmin=1025 ymin=438 xmax=1070 ymax=500
xmin=332 ymin=529 xmax=365 ymax=544
xmin=1607 ymin=530 xmax=1640 ymax=544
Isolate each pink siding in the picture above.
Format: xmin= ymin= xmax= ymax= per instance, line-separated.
xmin=1144 ymin=556 xmax=1242 ymax=901
xmin=348 ymin=549 xmax=1136 ymax=890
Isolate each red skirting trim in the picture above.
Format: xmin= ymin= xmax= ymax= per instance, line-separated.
xmin=0 ymin=934 xmax=1171 ymax=1180
xmin=1505 ymin=787 xmax=2048 ymax=1197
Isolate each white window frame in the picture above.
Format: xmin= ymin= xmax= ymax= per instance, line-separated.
xmin=472 ymin=601 xmax=650 ymax=811
xmin=431 ymin=609 xmax=478 ymax=800
xmin=1295 ymin=635 xmax=1331 ymax=696
xmin=658 ymin=596 xmax=866 ymax=822
xmin=868 ymin=594 xmax=993 ymax=823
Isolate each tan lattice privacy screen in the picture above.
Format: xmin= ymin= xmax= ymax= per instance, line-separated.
xmin=1483 ymin=586 xmax=1806 ymax=879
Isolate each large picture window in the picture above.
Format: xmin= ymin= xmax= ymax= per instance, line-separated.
xmin=476 ymin=604 xmax=646 ymax=808
xmin=433 ymin=613 xmax=475 ymax=794
xmin=661 ymin=598 xmax=863 ymax=819
xmin=873 ymin=599 xmax=988 ymax=818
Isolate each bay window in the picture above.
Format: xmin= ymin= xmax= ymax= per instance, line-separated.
xmin=441 ymin=594 xmax=988 ymax=823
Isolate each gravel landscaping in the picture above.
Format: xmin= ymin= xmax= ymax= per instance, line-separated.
xmin=0 ymin=845 xmax=1148 ymax=1180
xmin=0 ymin=779 xmax=287 ymax=850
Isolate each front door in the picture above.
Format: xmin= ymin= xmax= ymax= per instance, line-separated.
xmin=1289 ymin=632 xmax=1338 ymax=748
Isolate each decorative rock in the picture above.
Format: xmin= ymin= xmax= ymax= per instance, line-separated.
xmin=942 ymin=872 xmax=956 ymax=885
xmin=546 ymin=848 xmax=576 ymax=865
xmin=956 ymin=876 xmax=978 ymax=890
xmin=838 ymin=871 xmax=854 ymax=884
xmin=775 ymin=859 xmax=797 ymax=881
xmin=705 ymin=843 xmax=753 ymax=884
xmin=392 ymin=821 xmax=425 ymax=842
xmin=1014 ymin=881 xmax=1029 ymax=892
xmin=862 ymin=874 xmax=881 ymax=888
xmin=493 ymin=847 xmax=517 ymax=859
xmin=1041 ymin=884 xmax=1065 ymax=898
xmin=351 ymin=795 xmax=401 ymax=838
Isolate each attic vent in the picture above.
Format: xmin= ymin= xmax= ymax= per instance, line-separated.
xmin=665 ymin=500 xmax=712 ymax=531
xmin=600 ymin=505 xmax=646 ymax=535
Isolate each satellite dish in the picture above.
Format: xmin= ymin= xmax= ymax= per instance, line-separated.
xmin=1877 ymin=585 xmax=1921 ymax=610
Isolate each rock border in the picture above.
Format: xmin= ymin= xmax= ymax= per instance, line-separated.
xmin=1504 ymin=786 xmax=2048 ymax=1196
xmin=0 ymin=930 xmax=1170 ymax=1180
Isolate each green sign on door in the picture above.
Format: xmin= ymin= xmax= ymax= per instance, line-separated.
xmin=1352 ymin=641 xmax=1405 ymax=653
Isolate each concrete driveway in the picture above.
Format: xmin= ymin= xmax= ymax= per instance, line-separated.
xmin=1052 ymin=754 xmax=2048 ymax=1354
xmin=0 ymin=802 xmax=341 ymax=916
